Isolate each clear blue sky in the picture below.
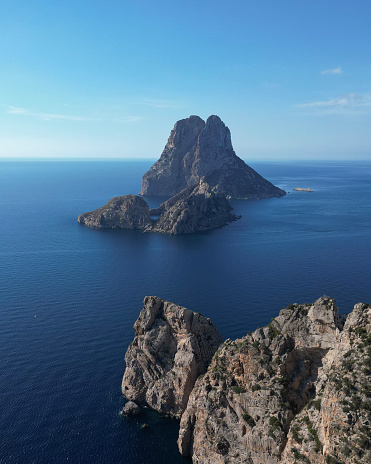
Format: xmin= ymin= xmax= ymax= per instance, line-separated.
xmin=1 ymin=0 xmax=370 ymax=160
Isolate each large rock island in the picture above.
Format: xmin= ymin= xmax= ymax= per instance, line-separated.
xmin=140 ymin=115 xmax=285 ymax=199
xmin=122 ymin=296 xmax=371 ymax=463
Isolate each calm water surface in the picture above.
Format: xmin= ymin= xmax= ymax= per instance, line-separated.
xmin=1 ymin=160 xmax=370 ymax=463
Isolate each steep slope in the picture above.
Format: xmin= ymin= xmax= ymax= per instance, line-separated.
xmin=139 ymin=115 xmax=285 ymax=199
xmin=150 ymin=179 xmax=238 ymax=235
xmin=77 ymin=195 xmax=151 ymax=229
xmin=122 ymin=296 xmax=223 ymax=419
xmin=178 ymin=297 xmax=371 ymax=464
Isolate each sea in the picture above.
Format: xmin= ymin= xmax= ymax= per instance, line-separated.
xmin=1 ymin=159 xmax=371 ymax=464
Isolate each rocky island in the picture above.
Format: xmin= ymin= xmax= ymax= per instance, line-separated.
xmin=140 ymin=115 xmax=285 ymax=199
xmin=122 ymin=296 xmax=371 ymax=463
xmin=78 ymin=194 xmax=152 ymax=230
xmin=78 ymin=115 xmax=287 ymax=234
xmin=78 ymin=179 xmax=238 ymax=235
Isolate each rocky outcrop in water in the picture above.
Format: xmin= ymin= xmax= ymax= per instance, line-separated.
xmin=121 ymin=401 xmax=140 ymax=416
xmin=121 ymin=296 xmax=223 ymax=419
xmin=77 ymin=195 xmax=151 ymax=229
xmin=150 ymin=179 xmax=238 ymax=235
xmin=139 ymin=115 xmax=285 ymax=199
xmin=78 ymin=182 xmax=239 ymax=234
xmin=122 ymin=296 xmax=371 ymax=463
xmin=178 ymin=297 xmax=371 ymax=464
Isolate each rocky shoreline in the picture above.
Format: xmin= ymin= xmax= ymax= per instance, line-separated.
xmin=122 ymin=296 xmax=371 ymax=463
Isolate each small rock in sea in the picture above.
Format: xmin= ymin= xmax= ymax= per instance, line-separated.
xmin=121 ymin=401 xmax=140 ymax=416
xmin=140 ymin=423 xmax=149 ymax=430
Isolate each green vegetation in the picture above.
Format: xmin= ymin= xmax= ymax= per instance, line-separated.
xmin=325 ymin=455 xmax=344 ymax=464
xmin=231 ymin=385 xmax=246 ymax=394
xmin=242 ymin=413 xmax=256 ymax=427
xmin=291 ymin=424 xmax=303 ymax=444
xmin=268 ymin=323 xmax=281 ymax=340
xmin=302 ymin=416 xmax=322 ymax=453
xmin=309 ymin=398 xmax=322 ymax=411
xmin=292 ymin=448 xmax=310 ymax=463
xmin=252 ymin=341 xmax=260 ymax=350
xmin=269 ymin=416 xmax=282 ymax=432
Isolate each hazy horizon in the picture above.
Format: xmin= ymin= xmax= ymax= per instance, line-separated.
xmin=1 ymin=1 xmax=370 ymax=160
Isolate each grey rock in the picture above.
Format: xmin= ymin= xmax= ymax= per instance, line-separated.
xmin=78 ymin=182 xmax=239 ymax=235
xmin=149 ymin=179 xmax=239 ymax=235
xmin=121 ymin=401 xmax=140 ymax=416
xmin=121 ymin=296 xmax=223 ymax=419
xmin=78 ymin=195 xmax=151 ymax=229
xmin=140 ymin=115 xmax=285 ymax=199
xmin=178 ymin=297 xmax=371 ymax=464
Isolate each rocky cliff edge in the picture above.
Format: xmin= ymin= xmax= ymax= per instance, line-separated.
xmin=122 ymin=296 xmax=371 ymax=463
xmin=122 ymin=296 xmax=223 ymax=419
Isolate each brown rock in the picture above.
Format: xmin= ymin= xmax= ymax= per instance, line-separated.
xmin=178 ymin=297 xmax=371 ymax=464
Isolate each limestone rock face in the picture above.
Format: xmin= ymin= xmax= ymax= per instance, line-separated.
xmin=139 ymin=115 xmax=285 ymax=199
xmin=150 ymin=179 xmax=238 ymax=235
xmin=77 ymin=195 xmax=151 ymax=229
xmin=178 ymin=297 xmax=371 ymax=464
xmin=121 ymin=296 xmax=223 ymax=419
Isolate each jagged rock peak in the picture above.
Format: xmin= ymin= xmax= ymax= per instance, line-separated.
xmin=167 ymin=115 xmax=205 ymax=149
xmin=121 ymin=296 xmax=223 ymax=419
xmin=201 ymin=115 xmax=233 ymax=150
xmin=139 ymin=114 xmax=285 ymax=199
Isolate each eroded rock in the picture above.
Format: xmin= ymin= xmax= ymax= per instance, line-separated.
xmin=78 ymin=195 xmax=151 ymax=229
xmin=121 ymin=296 xmax=223 ymax=419
xmin=121 ymin=401 xmax=140 ymax=416
xmin=177 ymin=297 xmax=371 ymax=464
xmin=150 ymin=179 xmax=238 ymax=235
xmin=140 ymin=115 xmax=285 ymax=199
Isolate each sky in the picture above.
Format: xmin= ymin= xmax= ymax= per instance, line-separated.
xmin=1 ymin=0 xmax=370 ymax=160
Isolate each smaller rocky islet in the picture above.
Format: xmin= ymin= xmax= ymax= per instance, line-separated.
xmin=78 ymin=114 xmax=285 ymax=235
xmin=122 ymin=296 xmax=371 ymax=464
xmin=77 ymin=179 xmax=238 ymax=235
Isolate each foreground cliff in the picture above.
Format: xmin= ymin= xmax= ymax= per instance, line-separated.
xmin=140 ymin=115 xmax=285 ymax=199
xmin=122 ymin=296 xmax=222 ymax=418
xmin=122 ymin=296 xmax=371 ymax=463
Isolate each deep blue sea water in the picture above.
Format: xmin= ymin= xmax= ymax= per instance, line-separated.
xmin=1 ymin=160 xmax=371 ymax=464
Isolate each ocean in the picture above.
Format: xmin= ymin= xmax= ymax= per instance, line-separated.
xmin=1 ymin=160 xmax=370 ymax=464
